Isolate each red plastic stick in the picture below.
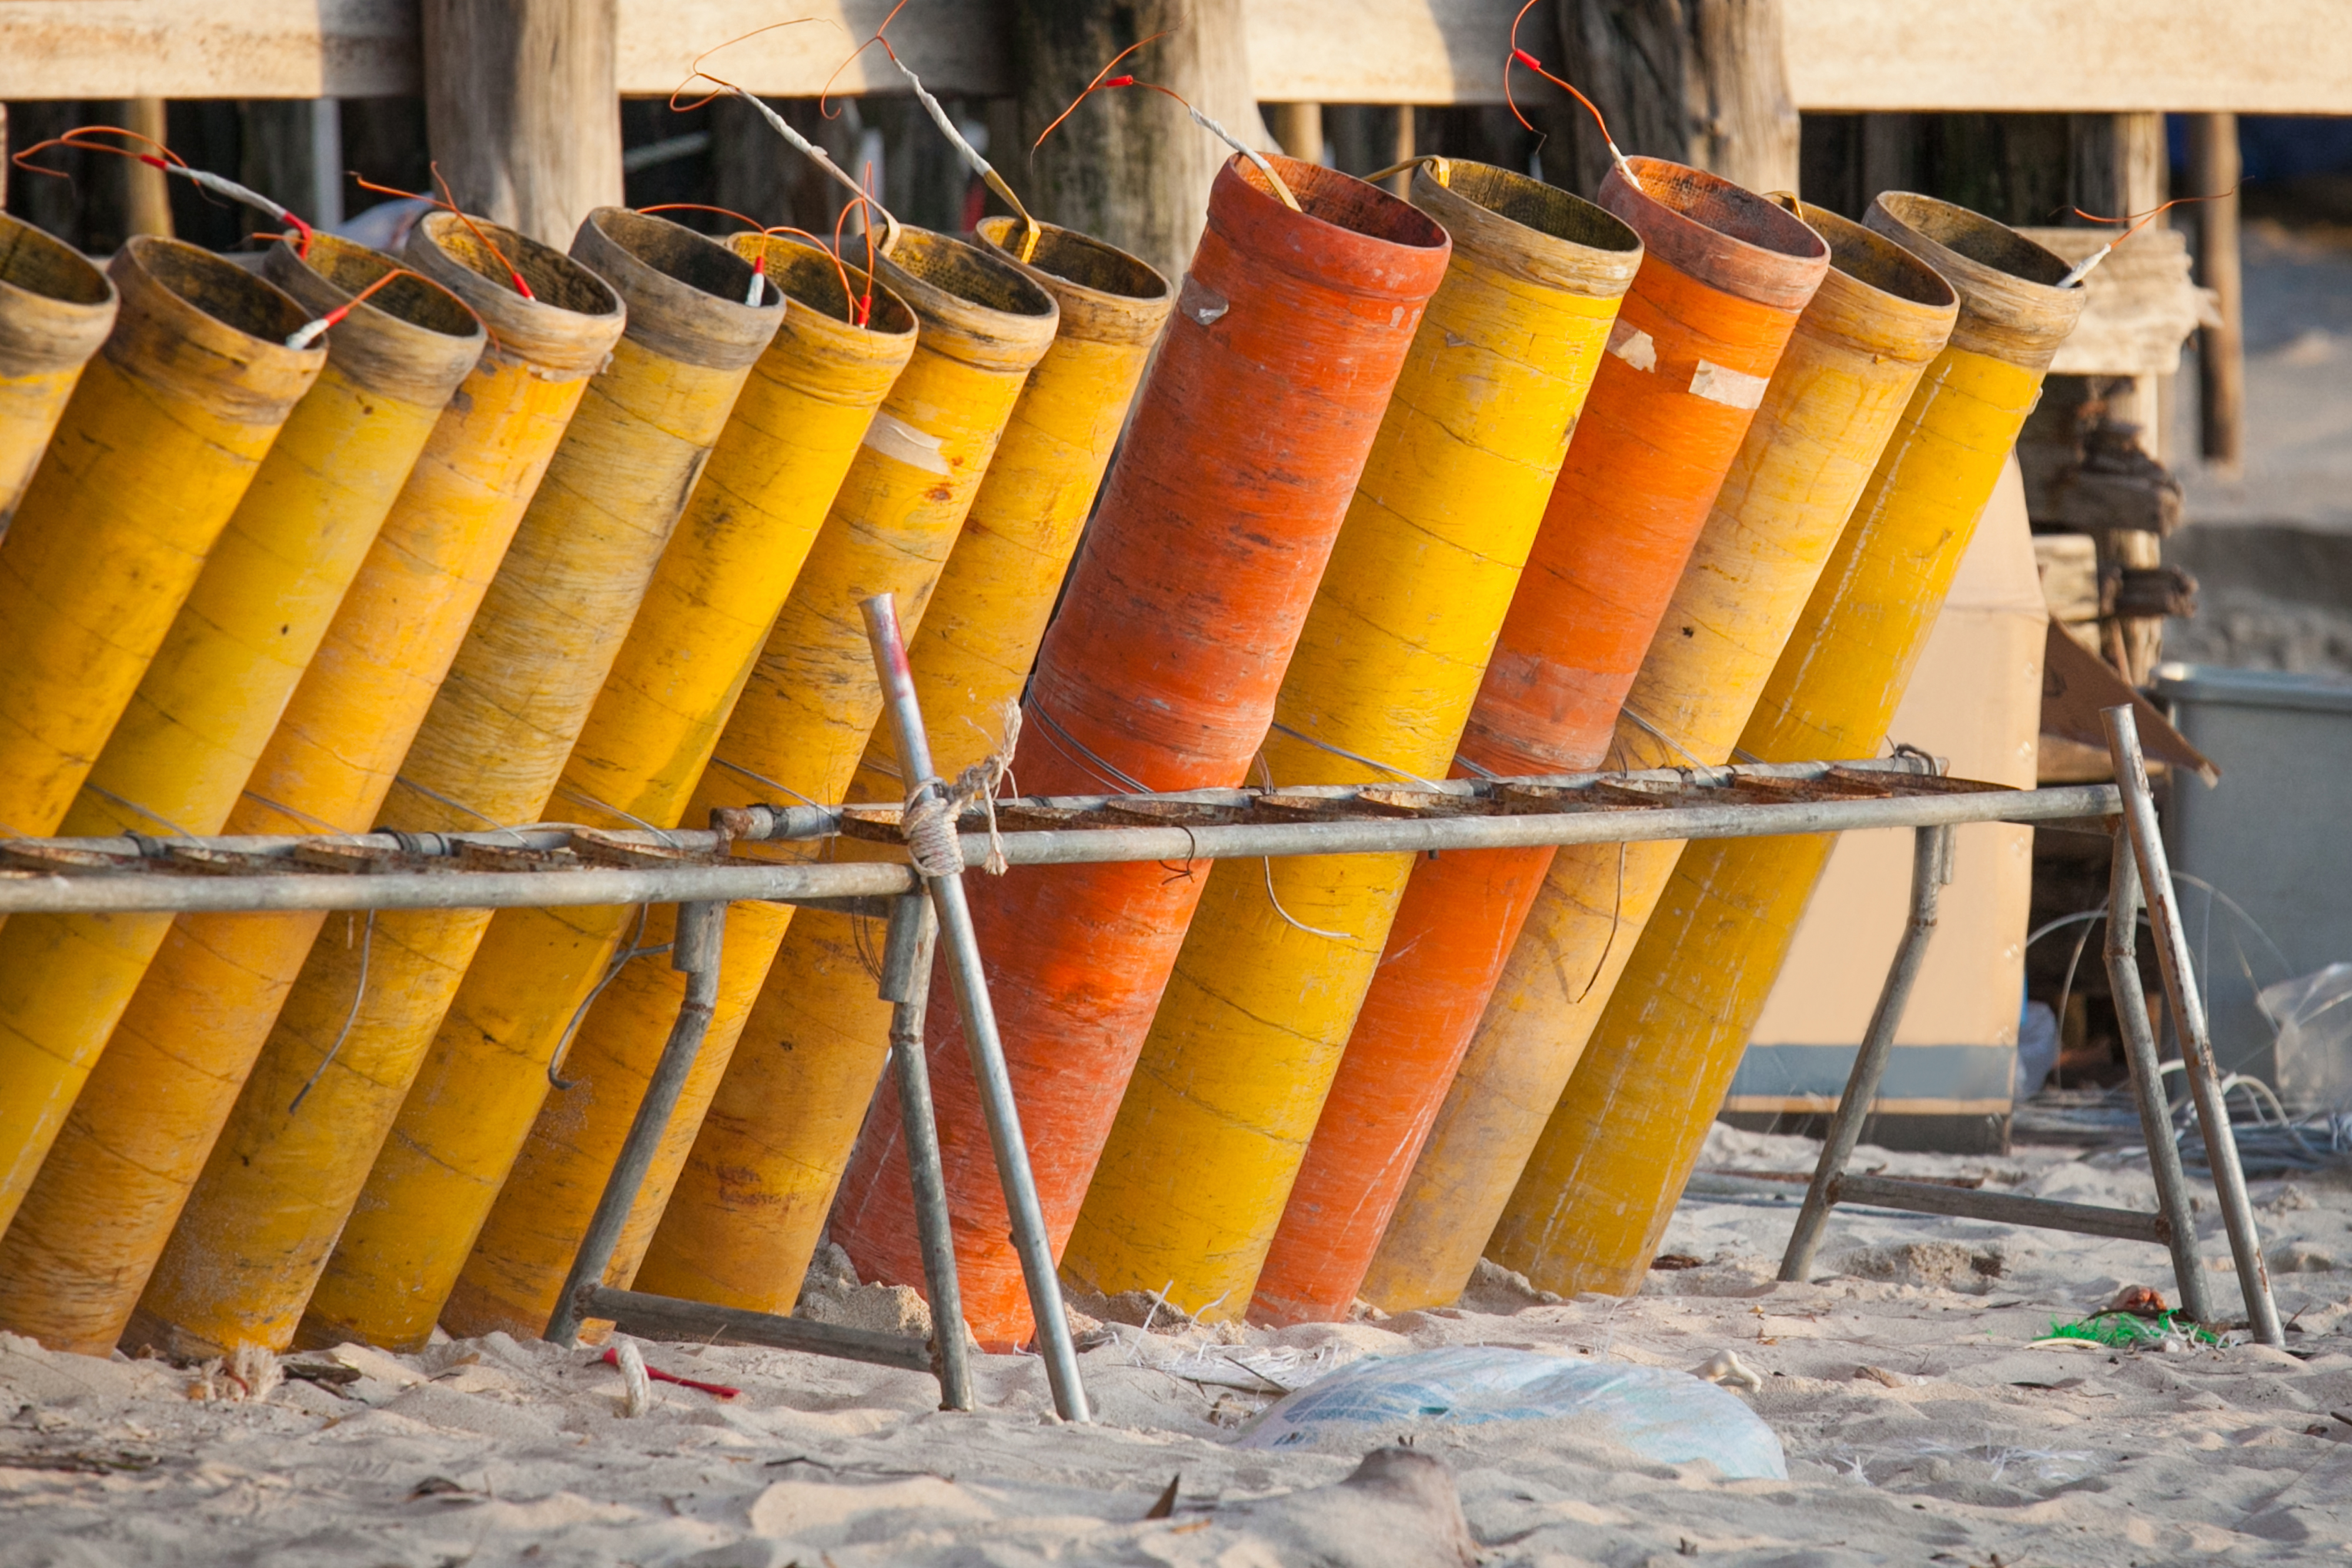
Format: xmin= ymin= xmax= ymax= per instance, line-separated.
xmin=598 ymin=1345 xmax=740 ymax=1399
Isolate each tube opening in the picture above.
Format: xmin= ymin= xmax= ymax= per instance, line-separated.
xmin=132 ymin=238 xmax=310 ymax=341
xmin=978 ymin=219 xmax=1169 ymax=302
xmin=0 ymin=215 xmax=111 ymax=305
xmin=750 ymin=237 xmax=915 ymax=335
xmin=1240 ymin=155 xmax=1449 ymax=251
xmin=1445 ymin=162 xmax=1641 ymax=254
xmin=293 ymin=234 xmax=482 ymax=337
xmin=429 ymin=215 xmax=617 ymax=315
xmin=1878 ymin=193 xmax=2074 ymax=287
xmin=1779 ymin=200 xmax=1956 ymax=310
xmin=890 ymin=230 xmax=1055 ymax=317
xmin=1626 ymin=158 xmax=1823 ymax=260
xmin=596 ymin=207 xmax=763 ymax=303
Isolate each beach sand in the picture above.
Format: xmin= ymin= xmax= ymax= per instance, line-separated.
xmin=6 ymin=1122 xmax=2350 ymax=1566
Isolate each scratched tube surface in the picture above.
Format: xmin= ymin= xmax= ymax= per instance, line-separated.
xmin=1236 ymin=160 xmax=1824 ymax=1322
xmin=130 ymin=210 xmax=776 ymax=1359
xmin=375 ymin=230 xmax=1053 ymax=1352
xmin=1335 ymin=202 xmax=1958 ymax=1322
xmin=1483 ymin=195 xmax=2083 ymax=1299
xmin=830 ymin=156 xmax=1451 ymax=1348
xmin=0 ymin=238 xmax=487 ymax=1355
xmin=0 ymin=213 xmax=116 ymax=533
xmin=1058 ymin=163 xmax=1641 ymax=1322
xmin=411 ymin=239 xmax=921 ymax=1345
xmin=626 ymin=220 xmax=1170 ymax=1326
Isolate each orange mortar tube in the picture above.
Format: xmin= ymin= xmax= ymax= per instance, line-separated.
xmin=0 ymin=213 xmax=116 ymax=532
xmin=829 ymin=155 xmax=1452 ymax=1349
xmin=1311 ymin=202 xmax=1959 ymax=1323
xmin=128 ymin=210 xmax=779 ymax=1360
xmin=626 ymin=219 xmax=1171 ymax=1323
xmin=0 ymin=238 xmax=487 ymax=1352
xmin=348 ymin=229 xmax=1056 ymax=1352
xmin=0 ymin=216 xmax=620 ymax=1357
xmin=1223 ymin=160 xmax=1825 ymax=1326
xmin=386 ymin=240 xmax=917 ymax=1345
xmin=1483 ymin=195 xmax=2084 ymax=1298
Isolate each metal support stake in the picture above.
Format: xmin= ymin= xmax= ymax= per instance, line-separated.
xmin=2104 ymin=827 xmax=2215 ymax=1322
xmin=859 ymin=592 xmax=1091 ymax=1425
xmin=2102 ymin=704 xmax=2282 ymax=1343
xmin=544 ymin=899 xmax=726 ymax=1347
xmin=1780 ymin=824 xmax=1953 ymax=1282
xmin=880 ymin=891 xmax=976 ymax=1412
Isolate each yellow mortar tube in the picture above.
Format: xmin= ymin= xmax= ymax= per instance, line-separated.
xmin=0 ymin=213 xmax=116 ymax=532
xmin=0 ymin=238 xmax=319 ymax=845
xmin=1057 ymin=165 xmax=1643 ymax=1320
xmin=0 ymin=240 xmax=319 ymax=1205
xmin=127 ymin=209 xmax=777 ymax=1360
xmin=371 ymin=239 xmax=915 ymax=1345
xmin=0 ymin=238 xmax=484 ymax=1322
xmin=1354 ymin=201 xmax=1959 ymax=1316
xmin=0 ymin=215 xmax=620 ymax=1359
xmin=310 ymin=227 xmax=1057 ymax=1353
xmin=1483 ymin=194 xmax=2085 ymax=1299
xmin=624 ymin=218 xmax=1169 ymax=1323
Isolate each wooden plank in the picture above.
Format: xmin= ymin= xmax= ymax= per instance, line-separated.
xmin=0 ymin=1 xmax=419 ymax=98
xmin=2 ymin=0 xmax=2348 ymax=112
xmin=1782 ymin=0 xmax=2352 ymax=113
xmin=613 ymin=0 xmax=1005 ymax=97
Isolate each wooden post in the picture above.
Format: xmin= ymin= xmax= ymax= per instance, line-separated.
xmin=421 ymin=0 xmax=622 ymax=248
xmin=1265 ymin=103 xmax=1322 ymax=165
xmin=1547 ymin=0 xmax=1800 ymax=198
xmin=120 ymin=98 xmax=173 ymax=239
xmin=2072 ymin=111 xmax=2171 ymax=687
xmin=1388 ymin=106 xmax=1415 ymax=195
xmin=1009 ymin=0 xmax=1261 ymax=287
xmin=2189 ymin=112 xmax=2244 ymax=473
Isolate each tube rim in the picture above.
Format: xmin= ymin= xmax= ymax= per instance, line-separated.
xmin=262 ymin=234 xmax=487 ymax=406
xmin=1866 ymin=192 xmax=2087 ymax=367
xmin=406 ymin=212 xmax=626 ymax=379
xmin=573 ymin=206 xmax=783 ymax=372
xmin=0 ymin=212 xmax=118 ymax=380
xmin=1601 ymin=157 xmax=1829 ymax=310
xmin=974 ymin=218 xmax=1174 ymax=349
xmin=1411 ymin=161 xmax=1643 ymax=299
xmin=874 ymin=227 xmax=1060 ymax=375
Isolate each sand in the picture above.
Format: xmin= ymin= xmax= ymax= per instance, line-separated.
xmin=6 ymin=1121 xmax=2351 ymax=1566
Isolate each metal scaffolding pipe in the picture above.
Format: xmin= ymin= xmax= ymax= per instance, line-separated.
xmin=0 ymin=782 xmax=2120 ymax=918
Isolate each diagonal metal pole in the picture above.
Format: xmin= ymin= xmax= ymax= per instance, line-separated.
xmin=2104 ymin=826 xmax=2215 ymax=1323
xmin=878 ymin=891 xmax=976 ymax=1412
xmin=1781 ymin=824 xmax=1952 ymax=1282
xmin=2102 ymin=703 xmax=2281 ymax=1345
xmin=860 ymin=592 xmax=1091 ymax=1423
xmin=544 ymin=899 xmax=726 ymax=1346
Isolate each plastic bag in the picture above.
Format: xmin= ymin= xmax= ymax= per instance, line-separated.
xmin=2260 ymin=963 xmax=2352 ymax=1113
xmin=1232 ymin=1346 xmax=1787 ymax=1479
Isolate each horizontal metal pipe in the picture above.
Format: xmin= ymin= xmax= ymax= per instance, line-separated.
xmin=1831 ymin=1174 xmax=2169 ymax=1244
xmin=0 ymin=782 xmax=2120 ymax=917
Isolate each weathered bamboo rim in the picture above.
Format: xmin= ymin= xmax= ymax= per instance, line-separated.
xmin=730 ymin=233 xmax=916 ymax=336
xmin=1411 ymin=161 xmax=1643 ymax=297
xmin=573 ymin=205 xmax=780 ymax=370
xmin=1866 ymin=192 xmax=2086 ymax=367
xmin=1602 ymin=156 xmax=1829 ymax=310
xmin=1775 ymin=196 xmax=1957 ymax=312
xmin=101 ymin=237 xmax=323 ymax=421
xmin=260 ymin=233 xmax=486 ymax=403
xmin=974 ymin=216 xmax=1172 ymax=348
xmin=873 ymin=226 xmax=1059 ymax=373
xmin=405 ymin=211 xmax=624 ymax=380
xmin=0 ymin=212 xmax=116 ymax=379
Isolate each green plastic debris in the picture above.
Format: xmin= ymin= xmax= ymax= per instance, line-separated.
xmin=2042 ymin=1309 xmax=2221 ymax=1349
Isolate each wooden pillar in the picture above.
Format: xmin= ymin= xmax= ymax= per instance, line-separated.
xmin=119 ymin=98 xmax=173 ymax=239
xmin=1388 ymin=106 xmax=1415 ymax=195
xmin=2189 ymin=112 xmax=2244 ymax=473
xmin=1009 ymin=0 xmax=1260 ymax=286
xmin=1264 ymin=102 xmax=1322 ymax=165
xmin=2072 ymin=111 xmax=2171 ymax=686
xmin=1547 ymin=0 xmax=1800 ymax=198
xmin=420 ymin=0 xmax=622 ymax=248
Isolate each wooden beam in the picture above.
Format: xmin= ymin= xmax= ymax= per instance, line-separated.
xmin=2 ymin=0 xmax=2349 ymax=112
